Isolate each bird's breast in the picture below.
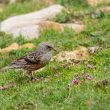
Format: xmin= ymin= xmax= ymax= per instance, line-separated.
xmin=28 ymin=63 xmax=45 ymax=72
xmin=40 ymin=52 xmax=52 ymax=65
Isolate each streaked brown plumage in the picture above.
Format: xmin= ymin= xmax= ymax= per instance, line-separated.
xmin=0 ymin=42 xmax=56 ymax=81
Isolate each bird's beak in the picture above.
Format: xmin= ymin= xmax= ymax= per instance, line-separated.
xmin=53 ymin=48 xmax=57 ymax=52
xmin=52 ymin=47 xmax=58 ymax=52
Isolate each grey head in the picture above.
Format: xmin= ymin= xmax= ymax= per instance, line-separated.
xmin=36 ymin=42 xmax=56 ymax=64
xmin=37 ymin=42 xmax=56 ymax=53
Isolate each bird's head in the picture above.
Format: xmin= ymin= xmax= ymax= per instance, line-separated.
xmin=37 ymin=42 xmax=57 ymax=52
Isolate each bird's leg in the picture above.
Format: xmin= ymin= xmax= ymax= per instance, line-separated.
xmin=29 ymin=71 xmax=37 ymax=82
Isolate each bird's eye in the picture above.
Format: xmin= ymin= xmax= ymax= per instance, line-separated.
xmin=47 ymin=46 xmax=52 ymax=49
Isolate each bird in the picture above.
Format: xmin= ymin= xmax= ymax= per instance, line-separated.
xmin=0 ymin=42 xmax=56 ymax=82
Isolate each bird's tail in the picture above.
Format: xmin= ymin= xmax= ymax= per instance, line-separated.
xmin=0 ymin=66 xmax=14 ymax=72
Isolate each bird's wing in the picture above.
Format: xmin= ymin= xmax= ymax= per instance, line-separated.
xmin=24 ymin=51 xmax=42 ymax=64
xmin=10 ymin=51 xmax=43 ymax=69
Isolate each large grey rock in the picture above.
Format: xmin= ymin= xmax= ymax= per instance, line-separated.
xmin=1 ymin=5 xmax=63 ymax=30
xmin=0 ymin=5 xmax=84 ymax=39
xmin=0 ymin=5 xmax=63 ymax=39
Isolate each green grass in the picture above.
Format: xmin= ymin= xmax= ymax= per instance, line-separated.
xmin=0 ymin=0 xmax=47 ymax=20
xmin=0 ymin=0 xmax=110 ymax=110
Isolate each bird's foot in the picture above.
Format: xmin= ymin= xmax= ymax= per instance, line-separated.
xmin=31 ymin=77 xmax=39 ymax=82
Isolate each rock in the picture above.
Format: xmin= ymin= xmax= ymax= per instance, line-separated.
xmin=39 ymin=21 xmax=84 ymax=33
xmin=42 ymin=0 xmax=55 ymax=5
xmin=8 ymin=25 xmax=40 ymax=39
xmin=20 ymin=43 xmax=35 ymax=49
xmin=39 ymin=21 xmax=63 ymax=32
xmin=86 ymin=0 xmax=110 ymax=6
xmin=0 ymin=43 xmax=19 ymax=53
xmin=54 ymin=46 xmax=89 ymax=62
xmin=88 ymin=46 xmax=102 ymax=54
xmin=1 ymin=17 xmax=84 ymax=39
xmin=62 ymin=23 xmax=84 ymax=33
xmin=0 ymin=5 xmax=84 ymax=39
xmin=9 ymin=0 xmax=16 ymax=4
xmin=0 ymin=43 xmax=34 ymax=53
xmin=0 ymin=5 xmax=64 ymax=39
xmin=91 ymin=10 xmax=104 ymax=19
xmin=86 ymin=0 xmax=97 ymax=6
xmin=100 ymin=6 xmax=110 ymax=13
xmin=1 ymin=5 xmax=63 ymax=30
